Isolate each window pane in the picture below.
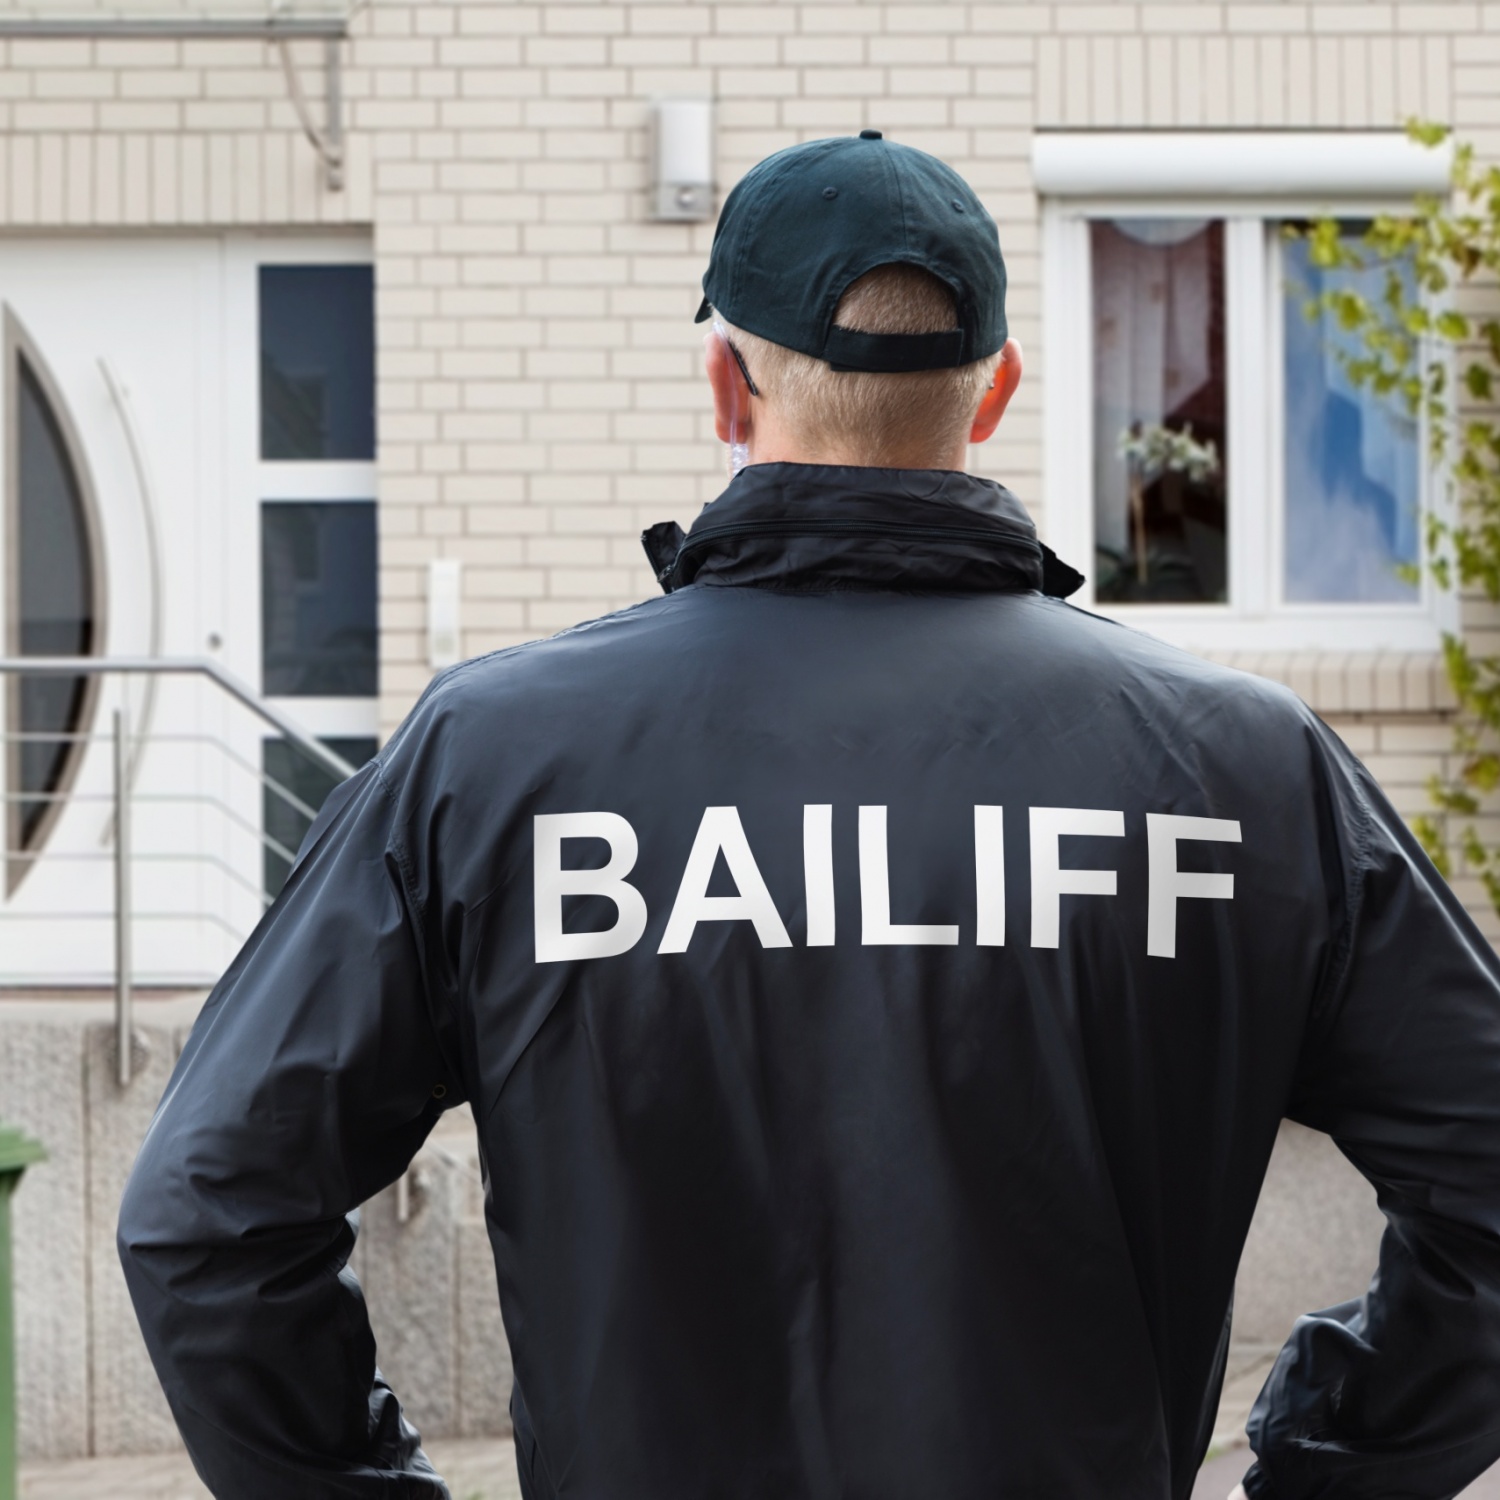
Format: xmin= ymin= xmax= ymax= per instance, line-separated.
xmin=15 ymin=355 xmax=97 ymax=851
xmin=261 ymin=501 xmax=377 ymax=697
xmin=262 ymin=736 xmax=378 ymax=898
xmin=260 ymin=265 xmax=375 ymax=460
xmin=1282 ymin=231 xmax=1420 ymax=603
xmin=1091 ymin=219 xmax=1228 ymax=604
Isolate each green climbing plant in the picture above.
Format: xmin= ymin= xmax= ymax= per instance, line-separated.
xmin=1301 ymin=122 xmax=1500 ymax=910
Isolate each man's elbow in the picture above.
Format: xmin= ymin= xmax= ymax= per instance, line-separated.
xmin=116 ymin=1142 xmax=195 ymax=1305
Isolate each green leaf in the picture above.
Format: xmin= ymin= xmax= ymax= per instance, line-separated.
xmin=1436 ymin=309 xmax=1470 ymax=340
xmin=1407 ymin=119 xmax=1453 ymax=148
xmin=1413 ymin=813 xmax=1452 ymax=876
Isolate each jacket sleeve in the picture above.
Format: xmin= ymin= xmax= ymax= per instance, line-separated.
xmin=1242 ymin=724 xmax=1500 ymax=1499
xmin=117 ymin=757 xmax=466 ymax=1500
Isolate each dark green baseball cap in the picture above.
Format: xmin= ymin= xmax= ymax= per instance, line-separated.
xmin=694 ymin=130 xmax=1007 ymax=373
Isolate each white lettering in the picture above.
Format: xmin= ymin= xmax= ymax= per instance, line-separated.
xmin=537 ymin=803 xmax=1242 ymax=963
xmin=1146 ymin=814 xmax=1241 ymax=958
xmin=1030 ymin=806 xmax=1124 ymax=949
xmin=803 ymin=804 xmax=836 ymax=947
xmin=975 ymin=805 xmax=1005 ymax=946
xmin=534 ymin=812 xmax=649 ymax=964
xmin=859 ymin=805 xmax=959 ymax=945
xmin=658 ymin=806 xmax=793 ymax=954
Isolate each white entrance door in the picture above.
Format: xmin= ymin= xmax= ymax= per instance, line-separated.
xmin=0 ymin=233 xmax=376 ymax=987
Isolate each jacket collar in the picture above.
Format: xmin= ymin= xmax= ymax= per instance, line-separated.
xmin=642 ymin=463 xmax=1084 ymax=598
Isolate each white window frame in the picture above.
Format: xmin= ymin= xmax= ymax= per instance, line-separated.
xmin=1038 ymin=133 xmax=1456 ymax=655
xmin=223 ymin=233 xmax=379 ymax=741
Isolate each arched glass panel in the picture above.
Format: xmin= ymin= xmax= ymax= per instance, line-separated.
xmin=6 ymin=326 xmax=103 ymax=892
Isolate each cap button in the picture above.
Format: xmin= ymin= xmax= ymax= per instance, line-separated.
xmin=859 ymin=129 xmax=883 ymax=140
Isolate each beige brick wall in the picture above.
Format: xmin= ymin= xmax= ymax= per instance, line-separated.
xmin=3 ymin=0 xmax=1499 ymax=932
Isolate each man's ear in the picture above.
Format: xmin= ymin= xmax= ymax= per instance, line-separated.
xmin=969 ymin=337 xmax=1023 ymax=446
xmin=704 ymin=330 xmax=754 ymax=445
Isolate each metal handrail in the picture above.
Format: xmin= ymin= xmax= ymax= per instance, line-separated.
xmin=3 ymin=728 xmax=331 ymax=823
xmin=0 ymin=17 xmax=351 ymax=39
xmin=1 ymin=656 xmax=364 ymax=1085
xmin=0 ymin=658 xmax=357 ymax=780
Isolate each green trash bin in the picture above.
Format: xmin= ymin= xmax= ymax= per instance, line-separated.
xmin=0 ymin=1125 xmax=44 ymax=1500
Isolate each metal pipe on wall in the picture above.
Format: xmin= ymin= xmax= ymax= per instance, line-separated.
xmin=113 ymin=707 xmax=132 ymax=1090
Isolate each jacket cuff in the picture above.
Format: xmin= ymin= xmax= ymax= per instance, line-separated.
xmin=1241 ymin=1461 xmax=1284 ymax=1500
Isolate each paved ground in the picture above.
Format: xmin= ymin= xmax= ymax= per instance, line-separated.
xmin=1195 ymin=1447 xmax=1500 ymax=1498
xmin=1193 ymin=1345 xmax=1500 ymax=1498
xmin=19 ymin=1378 xmax=1500 ymax=1499
xmin=19 ymin=1437 xmax=524 ymax=1500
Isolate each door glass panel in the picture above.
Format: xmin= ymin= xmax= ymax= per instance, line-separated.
xmin=1282 ymin=228 xmax=1420 ymax=603
xmin=1091 ymin=219 xmax=1228 ymax=604
xmin=11 ymin=352 xmax=98 ymax=864
xmin=259 ymin=265 xmax=376 ymax=461
xmin=261 ymin=500 xmax=378 ymax=696
xmin=262 ymin=735 xmax=378 ymax=898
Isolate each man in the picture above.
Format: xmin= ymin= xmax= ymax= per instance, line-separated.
xmin=119 ymin=134 xmax=1500 ymax=1500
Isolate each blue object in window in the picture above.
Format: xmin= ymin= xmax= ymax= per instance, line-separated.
xmin=1283 ymin=234 xmax=1419 ymax=604
xmin=260 ymin=265 xmax=375 ymax=460
xmin=261 ymin=501 xmax=377 ymax=696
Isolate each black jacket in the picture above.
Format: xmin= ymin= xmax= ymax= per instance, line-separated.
xmin=120 ymin=464 xmax=1500 ymax=1499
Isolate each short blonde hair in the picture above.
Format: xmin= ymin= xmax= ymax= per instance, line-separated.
xmin=722 ymin=263 xmax=997 ymax=468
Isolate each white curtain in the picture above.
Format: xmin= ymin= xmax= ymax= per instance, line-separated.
xmin=1091 ymin=219 xmax=1217 ymax=556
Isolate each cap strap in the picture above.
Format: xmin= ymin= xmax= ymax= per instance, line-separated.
xmin=822 ymin=326 xmax=966 ymax=373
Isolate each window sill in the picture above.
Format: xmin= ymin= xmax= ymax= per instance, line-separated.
xmin=1199 ymin=650 xmax=1455 ymax=716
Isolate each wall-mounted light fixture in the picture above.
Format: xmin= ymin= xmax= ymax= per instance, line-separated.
xmin=427 ymin=559 xmax=462 ymax=672
xmin=650 ymin=98 xmax=715 ymax=222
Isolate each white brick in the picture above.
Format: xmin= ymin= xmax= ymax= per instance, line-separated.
xmin=36 ymin=135 xmax=64 ymax=223
xmin=1146 ymin=34 xmax=1174 ymax=123
xmin=14 ymin=100 xmax=95 ymax=130
xmin=1228 ymin=5 xmax=1310 ymax=32
xmin=1119 ymin=34 xmax=1147 ymax=119
xmin=525 ymin=37 xmax=610 ymax=66
xmin=98 ymin=101 xmax=179 ymax=130
xmin=10 ymin=39 xmax=91 ymax=68
xmin=1229 ymin=36 xmax=1258 ymax=124
xmin=96 ymin=40 xmax=181 ymax=68
xmin=1398 ymin=3 xmax=1479 ymax=29
xmin=1287 ymin=34 xmax=1315 ymax=117
xmin=33 ymin=71 xmax=115 ymax=101
xmin=799 ymin=7 xmax=885 ymax=35
xmin=1178 ymin=35 xmax=1206 ymax=125
xmin=1313 ymin=35 xmax=1342 ymax=124
xmin=151 ymin=134 xmax=178 ymax=223
xmin=780 ymin=36 xmax=861 ymax=64
xmin=118 ymin=69 xmax=201 ymax=100
xmin=1063 ymin=35 xmax=1091 ymax=123
xmin=1090 ymin=35 xmax=1118 ymax=123
xmin=1142 ymin=5 xmax=1225 ymax=33
xmin=64 ymin=134 xmax=91 ymax=223
xmin=1311 ymin=4 xmax=1395 ymax=32
xmin=634 ymin=5 xmax=713 ymax=32
xmin=1258 ymin=34 xmax=1286 ymax=122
